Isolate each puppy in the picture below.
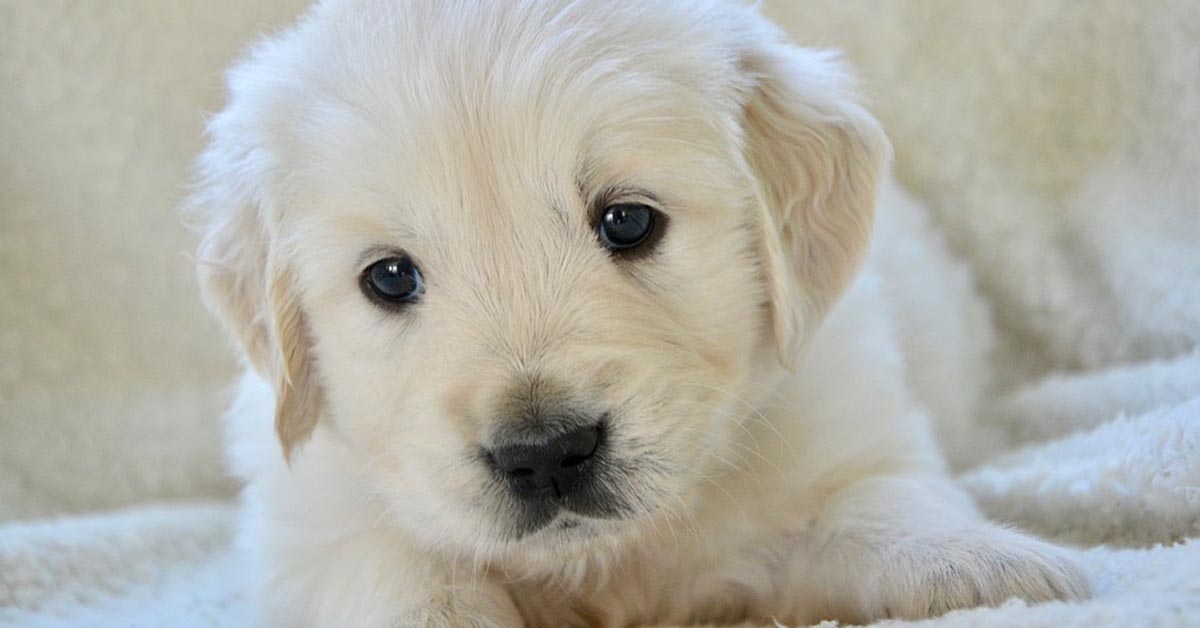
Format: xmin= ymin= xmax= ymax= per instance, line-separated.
xmin=189 ymin=0 xmax=1090 ymax=625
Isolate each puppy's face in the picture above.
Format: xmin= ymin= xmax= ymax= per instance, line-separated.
xmin=193 ymin=0 xmax=886 ymax=569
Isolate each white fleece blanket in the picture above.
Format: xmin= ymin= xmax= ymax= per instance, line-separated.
xmin=3 ymin=1 xmax=1199 ymax=626
xmin=4 ymin=354 xmax=1199 ymax=627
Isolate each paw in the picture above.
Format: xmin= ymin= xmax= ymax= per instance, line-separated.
xmin=393 ymin=591 xmax=525 ymax=628
xmin=863 ymin=526 xmax=1091 ymax=620
xmin=396 ymin=608 xmax=520 ymax=628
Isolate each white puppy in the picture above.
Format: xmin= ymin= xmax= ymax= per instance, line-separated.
xmin=189 ymin=0 xmax=1090 ymax=625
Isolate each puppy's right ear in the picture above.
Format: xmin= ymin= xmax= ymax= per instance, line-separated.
xmin=188 ymin=107 xmax=321 ymax=461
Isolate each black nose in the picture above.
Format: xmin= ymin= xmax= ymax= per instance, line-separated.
xmin=485 ymin=422 xmax=603 ymax=499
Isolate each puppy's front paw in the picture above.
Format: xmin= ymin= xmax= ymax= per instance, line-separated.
xmin=393 ymin=591 xmax=525 ymax=628
xmin=863 ymin=526 xmax=1091 ymax=620
xmin=397 ymin=608 xmax=520 ymax=628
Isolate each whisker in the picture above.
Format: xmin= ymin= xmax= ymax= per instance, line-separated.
xmin=680 ymin=382 xmax=802 ymax=468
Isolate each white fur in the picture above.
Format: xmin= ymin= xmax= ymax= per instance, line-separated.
xmin=189 ymin=1 xmax=1089 ymax=625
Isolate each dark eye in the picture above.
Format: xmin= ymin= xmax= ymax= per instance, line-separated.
xmin=361 ymin=255 xmax=424 ymax=307
xmin=597 ymin=203 xmax=659 ymax=252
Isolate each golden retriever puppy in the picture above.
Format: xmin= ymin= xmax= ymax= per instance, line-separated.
xmin=189 ymin=0 xmax=1090 ymax=625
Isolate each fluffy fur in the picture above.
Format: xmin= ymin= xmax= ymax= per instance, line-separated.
xmin=189 ymin=1 xmax=1090 ymax=625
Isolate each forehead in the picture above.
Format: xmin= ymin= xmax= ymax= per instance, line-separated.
xmin=270 ymin=0 xmax=753 ymax=233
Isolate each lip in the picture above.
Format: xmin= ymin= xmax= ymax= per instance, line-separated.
xmin=513 ymin=509 xmax=599 ymax=537
xmin=536 ymin=513 xmax=598 ymax=539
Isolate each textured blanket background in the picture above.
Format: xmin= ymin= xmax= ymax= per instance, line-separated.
xmin=2 ymin=1 xmax=1197 ymax=626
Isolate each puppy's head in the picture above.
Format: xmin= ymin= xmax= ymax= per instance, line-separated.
xmin=191 ymin=0 xmax=887 ymax=568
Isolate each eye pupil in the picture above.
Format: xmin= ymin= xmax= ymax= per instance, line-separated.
xmin=598 ymin=203 xmax=656 ymax=251
xmin=363 ymin=255 xmax=423 ymax=306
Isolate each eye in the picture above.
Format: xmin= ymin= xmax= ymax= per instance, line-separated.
xmin=361 ymin=255 xmax=424 ymax=307
xmin=597 ymin=203 xmax=659 ymax=252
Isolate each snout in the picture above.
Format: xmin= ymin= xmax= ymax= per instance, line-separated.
xmin=484 ymin=420 xmax=604 ymax=500
xmin=481 ymin=409 xmax=625 ymax=533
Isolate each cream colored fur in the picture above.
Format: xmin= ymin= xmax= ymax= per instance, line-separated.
xmin=189 ymin=1 xmax=1089 ymax=625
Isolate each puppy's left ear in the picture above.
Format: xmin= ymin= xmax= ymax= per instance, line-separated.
xmin=740 ymin=41 xmax=891 ymax=369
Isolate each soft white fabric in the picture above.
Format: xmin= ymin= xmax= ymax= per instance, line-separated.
xmin=2 ymin=0 xmax=1197 ymax=626
xmin=767 ymin=0 xmax=1200 ymax=375
xmin=0 ymin=504 xmax=242 ymax=628
xmin=0 ymin=0 xmax=308 ymax=521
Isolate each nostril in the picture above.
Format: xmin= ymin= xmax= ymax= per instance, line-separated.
xmin=558 ymin=423 xmax=603 ymax=468
xmin=561 ymin=454 xmax=589 ymax=468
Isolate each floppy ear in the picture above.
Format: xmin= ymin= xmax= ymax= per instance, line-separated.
xmin=189 ymin=109 xmax=322 ymax=461
xmin=741 ymin=43 xmax=891 ymax=369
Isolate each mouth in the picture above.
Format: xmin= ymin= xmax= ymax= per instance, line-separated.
xmin=500 ymin=483 xmax=628 ymax=539
xmin=549 ymin=513 xmax=591 ymax=534
xmin=526 ymin=513 xmax=609 ymax=544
